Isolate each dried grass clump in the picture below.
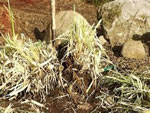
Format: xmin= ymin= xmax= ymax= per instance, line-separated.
xmin=96 ymin=71 xmax=150 ymax=112
xmin=57 ymin=16 xmax=109 ymax=93
xmin=0 ymin=34 xmax=60 ymax=100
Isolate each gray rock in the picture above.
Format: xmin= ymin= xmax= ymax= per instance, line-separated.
xmin=99 ymin=0 xmax=150 ymax=46
xmin=53 ymin=10 xmax=91 ymax=47
xmin=121 ymin=39 xmax=146 ymax=59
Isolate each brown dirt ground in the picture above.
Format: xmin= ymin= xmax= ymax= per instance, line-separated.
xmin=0 ymin=0 xmax=150 ymax=113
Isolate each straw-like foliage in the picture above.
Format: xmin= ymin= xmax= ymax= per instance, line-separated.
xmin=0 ymin=35 xmax=60 ymax=100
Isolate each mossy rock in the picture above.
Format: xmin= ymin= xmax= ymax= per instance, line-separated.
xmin=97 ymin=0 xmax=150 ymax=46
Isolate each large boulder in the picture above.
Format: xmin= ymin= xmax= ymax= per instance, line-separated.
xmin=121 ymin=39 xmax=146 ymax=59
xmin=99 ymin=0 xmax=150 ymax=46
xmin=54 ymin=10 xmax=90 ymax=39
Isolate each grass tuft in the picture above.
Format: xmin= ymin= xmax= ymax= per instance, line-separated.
xmin=0 ymin=34 xmax=60 ymax=100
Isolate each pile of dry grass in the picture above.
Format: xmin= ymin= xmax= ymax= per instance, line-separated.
xmin=0 ymin=35 xmax=61 ymax=100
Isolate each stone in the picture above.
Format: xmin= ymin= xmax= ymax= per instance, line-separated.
xmin=98 ymin=0 xmax=150 ymax=46
xmin=121 ymin=39 xmax=146 ymax=59
xmin=52 ymin=10 xmax=91 ymax=47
